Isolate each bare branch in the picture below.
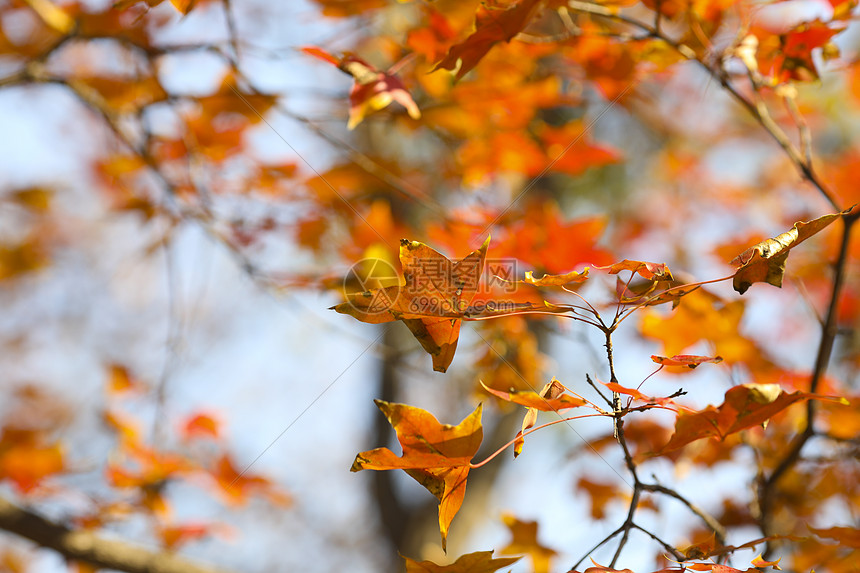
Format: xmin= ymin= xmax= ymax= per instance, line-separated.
xmin=758 ymin=216 xmax=857 ymax=552
xmin=0 ymin=496 xmax=232 ymax=573
xmin=642 ymin=482 xmax=727 ymax=545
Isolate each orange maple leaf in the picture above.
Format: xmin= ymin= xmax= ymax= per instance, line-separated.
xmin=0 ymin=430 xmax=64 ymax=493
xmin=809 ymin=525 xmax=860 ymax=547
xmin=656 ymin=384 xmax=848 ymax=454
xmin=332 ymin=237 xmax=490 ymax=372
xmin=493 ymin=201 xmax=613 ymax=275
xmin=403 ymin=550 xmax=520 ymax=572
xmin=209 ymin=453 xmax=291 ymax=507
xmin=433 ymin=0 xmax=542 ymax=80
xmin=351 ymin=401 xmax=483 ymax=551
xmin=482 ymin=379 xmax=587 ymax=457
xmin=576 ymin=478 xmax=622 ymax=520
xmin=481 ymin=379 xmax=586 ymax=412
xmin=499 ymin=514 xmax=557 ymax=573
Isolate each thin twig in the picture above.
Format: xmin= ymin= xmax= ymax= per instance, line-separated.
xmin=586 ymin=373 xmax=614 ymax=407
xmin=572 ymin=526 xmax=625 ymax=570
xmin=642 ymin=483 xmax=727 ymax=545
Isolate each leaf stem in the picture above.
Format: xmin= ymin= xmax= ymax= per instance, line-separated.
xmin=469 ymin=413 xmax=603 ymax=469
xmin=616 ymin=274 xmax=735 ymax=325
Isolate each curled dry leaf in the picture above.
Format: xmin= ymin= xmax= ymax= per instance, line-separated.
xmin=730 ymin=209 xmax=849 ymax=294
xmin=351 ymin=401 xmax=483 ymax=551
xmin=616 ymin=275 xmax=699 ymax=308
xmin=750 ymin=554 xmax=782 ymax=570
xmin=481 ymin=379 xmax=584 ymax=457
xmin=651 ymin=354 xmax=723 ymax=369
xmin=302 ymin=46 xmax=421 ymax=129
xmin=524 ymin=267 xmax=590 ymax=287
xmin=681 ymin=533 xmax=717 ymax=560
xmin=598 ymin=259 xmax=674 ymax=281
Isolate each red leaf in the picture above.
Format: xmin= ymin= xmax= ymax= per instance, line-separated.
xmin=302 ymin=48 xmax=421 ymax=129
xmin=0 ymin=430 xmax=64 ymax=493
xmin=209 ymin=454 xmax=291 ymax=507
xmin=433 ymin=0 xmax=542 ymax=80
xmin=651 ymin=354 xmax=723 ymax=369
xmin=182 ymin=413 xmax=221 ymax=440
xmin=300 ymin=46 xmax=341 ymax=66
xmin=597 ymin=259 xmax=674 ymax=281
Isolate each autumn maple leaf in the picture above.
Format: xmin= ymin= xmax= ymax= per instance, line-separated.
xmin=351 ymin=401 xmax=483 ymax=551
xmin=730 ymin=209 xmax=848 ymax=294
xmin=433 ymin=0 xmax=543 ymax=80
xmin=481 ymin=379 xmax=586 ymax=457
xmin=332 ymin=237 xmax=489 ymax=372
xmin=403 ymin=550 xmax=520 ymax=572
xmin=656 ymin=384 xmax=848 ymax=454
xmin=500 ymin=514 xmax=558 ymax=573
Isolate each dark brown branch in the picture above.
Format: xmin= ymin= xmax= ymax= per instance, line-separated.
xmin=631 ymin=523 xmax=684 ymax=561
xmin=0 ymin=496 xmax=231 ymax=573
xmin=572 ymin=526 xmax=624 ymax=570
xmin=758 ymin=216 xmax=856 ymax=549
xmin=642 ymin=483 xmax=727 ymax=545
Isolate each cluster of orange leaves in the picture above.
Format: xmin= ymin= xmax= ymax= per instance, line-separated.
xmin=335 ymin=210 xmax=851 ymax=566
